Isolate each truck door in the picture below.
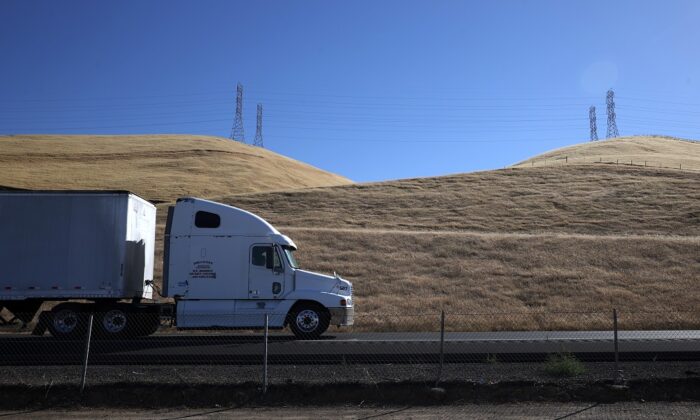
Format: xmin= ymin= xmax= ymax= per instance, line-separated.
xmin=186 ymin=236 xmax=235 ymax=298
xmin=248 ymin=244 xmax=284 ymax=299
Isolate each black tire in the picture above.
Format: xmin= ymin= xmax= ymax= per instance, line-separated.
xmin=96 ymin=306 xmax=160 ymax=338
xmin=96 ymin=306 xmax=131 ymax=338
xmin=289 ymin=304 xmax=330 ymax=339
xmin=47 ymin=303 xmax=87 ymax=339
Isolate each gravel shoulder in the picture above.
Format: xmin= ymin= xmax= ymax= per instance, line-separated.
xmin=1 ymin=361 xmax=698 ymax=409
xmin=2 ymin=361 xmax=698 ymax=387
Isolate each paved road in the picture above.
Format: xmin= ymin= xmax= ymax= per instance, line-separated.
xmin=4 ymin=403 xmax=700 ymax=420
xmin=1 ymin=330 xmax=698 ymax=365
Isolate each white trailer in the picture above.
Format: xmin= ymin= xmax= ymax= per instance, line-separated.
xmin=0 ymin=192 xmax=354 ymax=339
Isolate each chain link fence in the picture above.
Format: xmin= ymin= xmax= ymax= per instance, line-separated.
xmin=0 ymin=309 xmax=698 ymax=420
xmin=1 ymin=308 xmax=698 ymax=394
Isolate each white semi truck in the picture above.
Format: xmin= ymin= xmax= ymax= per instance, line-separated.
xmin=0 ymin=191 xmax=354 ymax=339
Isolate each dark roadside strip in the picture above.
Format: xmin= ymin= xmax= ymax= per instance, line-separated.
xmin=1 ymin=333 xmax=699 ymax=365
xmin=2 ymin=352 xmax=700 ymax=365
xmin=0 ymin=378 xmax=698 ymax=409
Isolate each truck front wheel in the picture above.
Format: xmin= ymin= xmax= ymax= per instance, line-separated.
xmin=289 ymin=304 xmax=330 ymax=339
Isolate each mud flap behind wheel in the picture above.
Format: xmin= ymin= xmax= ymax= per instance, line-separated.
xmin=31 ymin=311 xmax=51 ymax=336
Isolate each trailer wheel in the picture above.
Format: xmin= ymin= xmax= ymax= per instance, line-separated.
xmin=98 ymin=307 xmax=130 ymax=337
xmin=289 ymin=304 xmax=330 ymax=339
xmin=47 ymin=304 xmax=86 ymax=339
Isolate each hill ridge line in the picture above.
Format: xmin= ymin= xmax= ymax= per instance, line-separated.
xmin=0 ymin=134 xmax=351 ymax=200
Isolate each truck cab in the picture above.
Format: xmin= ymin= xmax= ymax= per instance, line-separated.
xmin=163 ymin=197 xmax=353 ymax=338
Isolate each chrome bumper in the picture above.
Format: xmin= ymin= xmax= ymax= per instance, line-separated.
xmin=329 ymin=307 xmax=354 ymax=326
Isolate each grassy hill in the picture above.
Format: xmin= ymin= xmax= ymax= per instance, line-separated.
xmin=513 ymin=135 xmax=700 ymax=171
xmin=216 ymin=137 xmax=699 ymax=331
xmin=0 ymin=135 xmax=351 ymax=201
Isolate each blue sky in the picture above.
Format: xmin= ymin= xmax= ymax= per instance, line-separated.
xmin=1 ymin=0 xmax=699 ymax=182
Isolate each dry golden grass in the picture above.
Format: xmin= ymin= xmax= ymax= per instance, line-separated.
xmin=0 ymin=134 xmax=351 ymax=201
xmin=225 ymin=165 xmax=700 ymax=236
xmin=513 ymin=136 xmax=700 ymax=171
xmin=213 ymin=158 xmax=700 ymax=330
xmin=287 ymin=229 xmax=698 ymax=331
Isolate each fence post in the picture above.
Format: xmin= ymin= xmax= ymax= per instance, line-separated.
xmin=565 ymin=156 xmax=568 ymax=163
xmin=435 ymin=310 xmax=445 ymax=387
xmin=263 ymin=313 xmax=269 ymax=395
xmin=613 ymin=308 xmax=622 ymax=384
xmin=80 ymin=313 xmax=94 ymax=394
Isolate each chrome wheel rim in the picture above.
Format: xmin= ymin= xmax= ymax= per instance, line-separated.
xmin=296 ymin=309 xmax=320 ymax=332
xmin=53 ymin=309 xmax=78 ymax=334
xmin=102 ymin=310 xmax=127 ymax=334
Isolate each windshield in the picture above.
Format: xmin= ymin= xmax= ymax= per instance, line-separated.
xmin=282 ymin=246 xmax=299 ymax=269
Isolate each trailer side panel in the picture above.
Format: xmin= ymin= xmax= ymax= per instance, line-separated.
xmin=0 ymin=191 xmax=156 ymax=301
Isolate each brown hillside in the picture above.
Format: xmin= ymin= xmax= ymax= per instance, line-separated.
xmin=513 ymin=136 xmax=700 ymax=170
xmin=0 ymin=135 xmax=351 ymax=201
xmin=225 ymin=165 xmax=700 ymax=236
xmin=213 ymin=162 xmax=700 ymax=330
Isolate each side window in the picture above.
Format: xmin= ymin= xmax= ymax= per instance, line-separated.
xmin=252 ymin=246 xmax=273 ymax=267
xmin=195 ymin=211 xmax=220 ymax=228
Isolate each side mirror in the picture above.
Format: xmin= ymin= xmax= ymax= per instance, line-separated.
xmin=273 ymin=265 xmax=284 ymax=274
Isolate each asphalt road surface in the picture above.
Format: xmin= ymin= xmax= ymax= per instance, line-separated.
xmin=1 ymin=330 xmax=698 ymax=365
xmin=3 ymin=403 xmax=700 ymax=420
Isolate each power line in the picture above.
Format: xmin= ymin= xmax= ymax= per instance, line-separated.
xmin=0 ymin=98 xmax=593 ymax=114
xmin=7 ymin=87 xmax=700 ymax=109
xmin=5 ymin=113 xmax=700 ymax=133
xmin=4 ymin=85 xmax=700 ymax=140
xmin=10 ymin=114 xmax=700 ymax=131
xmin=0 ymin=123 xmax=589 ymax=133
xmin=18 ymin=90 xmax=700 ymax=114
xmin=0 ymin=112 xmax=590 ymax=125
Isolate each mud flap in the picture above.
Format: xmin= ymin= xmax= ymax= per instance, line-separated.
xmin=31 ymin=311 xmax=50 ymax=336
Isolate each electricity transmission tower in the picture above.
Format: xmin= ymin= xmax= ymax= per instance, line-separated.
xmin=230 ymin=83 xmax=245 ymax=142
xmin=606 ymin=89 xmax=619 ymax=138
xmin=589 ymin=106 xmax=598 ymax=141
xmin=254 ymin=104 xmax=264 ymax=147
